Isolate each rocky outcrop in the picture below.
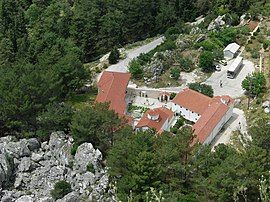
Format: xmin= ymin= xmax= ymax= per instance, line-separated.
xmin=0 ymin=132 xmax=116 ymax=202
xmin=208 ymin=15 xmax=226 ymax=31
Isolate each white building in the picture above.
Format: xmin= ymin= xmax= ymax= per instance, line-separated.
xmin=135 ymin=107 xmax=175 ymax=134
xmin=223 ymin=43 xmax=240 ymax=60
xmin=171 ymin=88 xmax=212 ymax=122
xmin=171 ymin=88 xmax=234 ymax=145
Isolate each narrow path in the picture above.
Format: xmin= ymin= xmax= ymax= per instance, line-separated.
xmin=106 ymin=36 xmax=165 ymax=73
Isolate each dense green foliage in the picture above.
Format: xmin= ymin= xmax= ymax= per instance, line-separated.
xmin=70 ymin=103 xmax=121 ymax=154
xmin=108 ymin=116 xmax=270 ymax=201
xmin=242 ymin=72 xmax=266 ymax=97
xmin=51 ymin=180 xmax=72 ymax=200
xmin=108 ymin=127 xmax=196 ymax=201
xmin=108 ymin=47 xmax=120 ymax=64
xmin=170 ymin=67 xmax=180 ymax=79
xmin=199 ymin=51 xmax=214 ymax=72
xmin=170 ymin=116 xmax=185 ymax=134
xmin=128 ymin=59 xmax=144 ymax=79
xmin=188 ymin=82 xmax=214 ymax=97
xmin=1 ymin=0 xmax=270 ymax=200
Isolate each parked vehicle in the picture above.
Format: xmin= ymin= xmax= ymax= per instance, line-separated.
xmin=219 ymin=60 xmax=227 ymax=66
xmin=215 ymin=64 xmax=221 ymax=71
xmin=227 ymin=56 xmax=243 ymax=79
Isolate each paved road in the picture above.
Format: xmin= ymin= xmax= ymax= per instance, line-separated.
xmin=204 ymin=59 xmax=255 ymax=98
xmin=211 ymin=108 xmax=250 ymax=150
xmin=106 ymin=36 xmax=165 ymax=73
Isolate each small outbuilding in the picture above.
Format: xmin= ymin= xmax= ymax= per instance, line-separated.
xmin=223 ymin=43 xmax=240 ymax=60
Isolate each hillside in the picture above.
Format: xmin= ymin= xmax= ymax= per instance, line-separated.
xmin=0 ymin=0 xmax=270 ymax=201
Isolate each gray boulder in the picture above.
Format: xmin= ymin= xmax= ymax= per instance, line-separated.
xmin=0 ymin=152 xmax=13 ymax=189
xmin=74 ymin=143 xmax=102 ymax=173
xmin=56 ymin=192 xmax=80 ymax=202
xmin=37 ymin=197 xmax=54 ymax=202
xmin=48 ymin=132 xmax=73 ymax=167
xmin=49 ymin=132 xmax=66 ymax=151
xmin=27 ymin=138 xmax=40 ymax=151
xmin=31 ymin=152 xmax=44 ymax=162
xmin=18 ymin=157 xmax=31 ymax=172
xmin=15 ymin=196 xmax=34 ymax=202
xmin=208 ymin=15 xmax=226 ymax=31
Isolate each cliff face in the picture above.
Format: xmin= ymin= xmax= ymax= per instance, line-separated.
xmin=0 ymin=132 xmax=115 ymax=202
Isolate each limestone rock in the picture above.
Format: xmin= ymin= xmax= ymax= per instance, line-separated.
xmin=56 ymin=192 xmax=80 ymax=202
xmin=18 ymin=157 xmax=31 ymax=172
xmin=74 ymin=143 xmax=101 ymax=172
xmin=0 ymin=132 xmax=115 ymax=201
xmin=37 ymin=197 xmax=54 ymax=202
xmin=15 ymin=196 xmax=34 ymax=202
xmin=31 ymin=152 xmax=44 ymax=162
xmin=208 ymin=15 xmax=226 ymax=31
xmin=0 ymin=152 xmax=13 ymax=189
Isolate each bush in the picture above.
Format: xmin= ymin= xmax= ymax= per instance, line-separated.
xmin=199 ymin=40 xmax=217 ymax=51
xmin=108 ymin=47 xmax=120 ymax=64
xmin=51 ymin=181 xmax=72 ymax=200
xmin=137 ymin=53 xmax=151 ymax=65
xmin=170 ymin=127 xmax=178 ymax=134
xmin=155 ymin=39 xmax=176 ymax=53
xmin=165 ymin=27 xmax=181 ymax=40
xmin=170 ymin=67 xmax=180 ymax=80
xmin=242 ymin=72 xmax=266 ymax=97
xmin=188 ymin=82 xmax=214 ymax=97
xmin=128 ymin=59 xmax=143 ymax=79
xmin=199 ymin=51 xmax=214 ymax=72
xmin=174 ymin=117 xmax=185 ymax=128
xmin=170 ymin=93 xmax=177 ymax=100
xmin=87 ymin=163 xmax=95 ymax=173
xmin=251 ymin=50 xmax=260 ymax=59
xmin=71 ymin=143 xmax=79 ymax=156
xmin=263 ymin=40 xmax=270 ymax=49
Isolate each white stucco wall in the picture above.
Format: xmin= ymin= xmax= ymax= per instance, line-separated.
xmin=172 ymin=103 xmax=200 ymax=123
xmin=203 ymin=105 xmax=234 ymax=145
xmin=161 ymin=116 xmax=175 ymax=131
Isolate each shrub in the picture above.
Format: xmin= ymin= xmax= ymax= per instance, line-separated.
xmin=251 ymin=50 xmax=260 ymax=59
xmin=87 ymin=163 xmax=95 ymax=173
xmin=165 ymin=27 xmax=181 ymax=40
xmin=263 ymin=40 xmax=270 ymax=49
xmin=199 ymin=51 xmax=214 ymax=72
xmin=71 ymin=143 xmax=79 ymax=156
xmin=170 ymin=127 xmax=178 ymax=134
xmin=51 ymin=181 xmax=72 ymax=200
xmin=242 ymin=72 xmax=266 ymax=97
xmin=170 ymin=93 xmax=177 ymax=100
xmin=156 ymin=39 xmax=176 ymax=52
xmin=108 ymin=47 xmax=120 ymax=64
xmin=188 ymin=82 xmax=214 ymax=97
xmin=137 ymin=53 xmax=151 ymax=65
xmin=170 ymin=67 xmax=180 ymax=80
xmin=199 ymin=40 xmax=217 ymax=51
xmin=174 ymin=117 xmax=185 ymax=128
xmin=128 ymin=59 xmax=143 ymax=79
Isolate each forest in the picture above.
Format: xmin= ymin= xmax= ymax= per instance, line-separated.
xmin=0 ymin=0 xmax=269 ymax=201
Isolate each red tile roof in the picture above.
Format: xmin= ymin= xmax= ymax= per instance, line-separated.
xmin=192 ymin=95 xmax=234 ymax=145
xmin=172 ymin=88 xmax=212 ymax=114
xmin=136 ymin=107 xmax=174 ymax=133
xmin=96 ymin=71 xmax=131 ymax=115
